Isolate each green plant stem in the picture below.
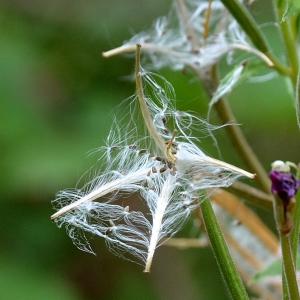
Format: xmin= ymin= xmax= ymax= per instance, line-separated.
xmin=220 ymin=0 xmax=291 ymax=76
xmin=274 ymin=0 xmax=298 ymax=84
xmin=280 ymin=234 xmax=299 ymax=300
xmin=290 ymin=195 xmax=300 ymax=263
xmin=290 ymin=170 xmax=300 ymax=263
xmin=200 ymin=198 xmax=249 ymax=300
xmin=221 ymin=0 xmax=268 ymax=52
xmin=282 ymin=271 xmax=289 ymax=300
xmin=278 ymin=21 xmax=298 ymax=83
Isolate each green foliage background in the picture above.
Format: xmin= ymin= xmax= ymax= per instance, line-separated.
xmin=0 ymin=0 xmax=299 ymax=299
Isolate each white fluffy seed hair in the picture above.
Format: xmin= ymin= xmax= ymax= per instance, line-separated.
xmin=117 ymin=0 xmax=254 ymax=71
xmin=102 ymin=0 xmax=276 ymax=80
xmin=52 ymin=58 xmax=253 ymax=271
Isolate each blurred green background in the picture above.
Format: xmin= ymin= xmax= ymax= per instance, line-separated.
xmin=0 ymin=0 xmax=299 ymax=299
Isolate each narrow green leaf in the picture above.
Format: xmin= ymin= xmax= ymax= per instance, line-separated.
xmin=252 ymin=256 xmax=300 ymax=282
xmin=282 ymin=0 xmax=300 ymax=20
xmin=251 ymin=259 xmax=282 ymax=282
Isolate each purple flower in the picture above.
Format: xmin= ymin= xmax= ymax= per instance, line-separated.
xmin=269 ymin=170 xmax=300 ymax=202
